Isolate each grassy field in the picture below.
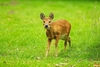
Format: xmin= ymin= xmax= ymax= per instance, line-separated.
xmin=0 ymin=0 xmax=100 ymax=67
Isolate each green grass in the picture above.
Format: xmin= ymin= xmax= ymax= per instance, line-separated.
xmin=0 ymin=0 xmax=100 ymax=67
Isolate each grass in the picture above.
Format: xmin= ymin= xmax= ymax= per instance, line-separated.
xmin=0 ymin=0 xmax=100 ymax=67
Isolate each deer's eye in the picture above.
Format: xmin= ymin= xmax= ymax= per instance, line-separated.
xmin=49 ymin=21 xmax=51 ymax=23
xmin=43 ymin=21 xmax=45 ymax=23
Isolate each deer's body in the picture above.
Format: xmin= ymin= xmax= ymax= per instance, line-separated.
xmin=46 ymin=20 xmax=71 ymax=40
xmin=40 ymin=13 xmax=71 ymax=57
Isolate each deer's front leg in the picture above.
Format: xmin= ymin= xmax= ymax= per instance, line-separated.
xmin=55 ymin=35 xmax=60 ymax=57
xmin=46 ymin=38 xmax=51 ymax=57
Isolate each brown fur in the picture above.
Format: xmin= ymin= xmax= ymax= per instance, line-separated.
xmin=40 ymin=13 xmax=71 ymax=57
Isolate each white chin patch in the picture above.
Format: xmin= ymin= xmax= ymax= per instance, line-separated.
xmin=46 ymin=27 xmax=50 ymax=29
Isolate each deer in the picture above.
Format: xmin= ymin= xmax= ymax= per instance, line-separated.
xmin=40 ymin=13 xmax=71 ymax=57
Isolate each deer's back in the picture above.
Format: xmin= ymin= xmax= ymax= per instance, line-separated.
xmin=52 ymin=20 xmax=71 ymax=35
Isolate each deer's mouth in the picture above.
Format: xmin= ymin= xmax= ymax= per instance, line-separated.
xmin=44 ymin=25 xmax=50 ymax=29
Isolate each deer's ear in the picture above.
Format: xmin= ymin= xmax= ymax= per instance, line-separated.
xmin=40 ymin=13 xmax=45 ymax=20
xmin=49 ymin=12 xmax=54 ymax=20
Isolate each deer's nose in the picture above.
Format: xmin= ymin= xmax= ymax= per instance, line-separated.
xmin=45 ymin=25 xmax=48 ymax=28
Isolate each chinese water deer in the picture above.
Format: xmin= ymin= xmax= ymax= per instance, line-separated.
xmin=40 ymin=13 xmax=71 ymax=57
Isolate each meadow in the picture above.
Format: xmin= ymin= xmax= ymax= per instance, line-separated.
xmin=0 ymin=0 xmax=100 ymax=67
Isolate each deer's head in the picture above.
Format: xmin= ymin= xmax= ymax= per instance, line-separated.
xmin=40 ymin=13 xmax=54 ymax=29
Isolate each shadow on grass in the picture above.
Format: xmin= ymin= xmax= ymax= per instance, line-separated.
xmin=59 ymin=43 xmax=100 ymax=60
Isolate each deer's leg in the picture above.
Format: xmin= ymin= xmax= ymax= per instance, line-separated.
xmin=68 ymin=36 xmax=71 ymax=47
xmin=64 ymin=36 xmax=71 ymax=51
xmin=64 ymin=34 xmax=69 ymax=50
xmin=55 ymin=35 xmax=60 ymax=57
xmin=46 ymin=38 xmax=51 ymax=57
xmin=64 ymin=39 xmax=67 ymax=50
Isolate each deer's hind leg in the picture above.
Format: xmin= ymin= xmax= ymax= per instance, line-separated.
xmin=64 ymin=34 xmax=71 ymax=50
xmin=68 ymin=36 xmax=71 ymax=47
xmin=64 ymin=39 xmax=67 ymax=50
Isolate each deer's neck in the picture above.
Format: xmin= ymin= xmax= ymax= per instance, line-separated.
xmin=46 ymin=27 xmax=55 ymax=39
